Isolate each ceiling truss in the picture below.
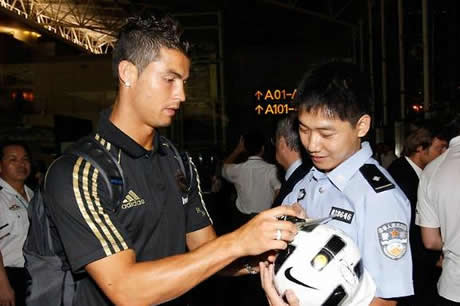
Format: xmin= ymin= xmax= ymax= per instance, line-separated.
xmin=0 ymin=0 xmax=125 ymax=54
xmin=0 ymin=0 xmax=361 ymax=55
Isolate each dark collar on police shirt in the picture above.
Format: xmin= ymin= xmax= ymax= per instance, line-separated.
xmin=97 ymin=108 xmax=165 ymax=158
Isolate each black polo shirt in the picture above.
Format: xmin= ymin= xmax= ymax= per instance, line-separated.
xmin=45 ymin=109 xmax=212 ymax=306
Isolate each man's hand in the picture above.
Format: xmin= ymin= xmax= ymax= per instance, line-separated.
xmin=235 ymin=136 xmax=246 ymax=153
xmin=223 ymin=136 xmax=246 ymax=164
xmin=260 ymin=262 xmax=299 ymax=306
xmin=436 ymin=253 xmax=444 ymax=268
xmin=232 ymin=205 xmax=302 ymax=257
xmin=0 ymin=279 xmax=15 ymax=306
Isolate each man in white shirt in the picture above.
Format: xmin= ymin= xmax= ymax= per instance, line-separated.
xmin=416 ymin=116 xmax=460 ymax=305
xmin=222 ymin=131 xmax=282 ymax=306
xmin=222 ymin=131 xmax=281 ymax=223
xmin=0 ymin=141 xmax=33 ymax=306
xmin=388 ymin=126 xmax=448 ymax=305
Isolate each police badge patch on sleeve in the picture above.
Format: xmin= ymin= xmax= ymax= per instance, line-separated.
xmin=377 ymin=222 xmax=408 ymax=260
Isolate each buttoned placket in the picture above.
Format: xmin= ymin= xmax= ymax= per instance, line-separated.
xmin=11 ymin=195 xmax=28 ymax=220
xmin=307 ymin=175 xmax=328 ymax=216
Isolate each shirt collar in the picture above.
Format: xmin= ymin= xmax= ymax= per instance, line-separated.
xmin=97 ymin=108 xmax=164 ymax=158
xmin=285 ymin=159 xmax=302 ymax=180
xmin=405 ymin=156 xmax=423 ymax=178
xmin=312 ymin=141 xmax=373 ymax=191
xmin=450 ymin=135 xmax=460 ymax=147
xmin=0 ymin=177 xmax=33 ymax=202
xmin=248 ymin=156 xmax=263 ymax=160
xmin=0 ymin=177 xmax=15 ymax=194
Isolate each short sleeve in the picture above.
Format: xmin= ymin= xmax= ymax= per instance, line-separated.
xmin=0 ymin=200 xmax=8 ymax=240
xmin=415 ymin=174 xmax=440 ymax=228
xmin=269 ymin=166 xmax=281 ymax=190
xmin=45 ymin=155 xmax=131 ymax=273
xmin=360 ymin=189 xmax=413 ymax=298
xmin=184 ymin=160 xmax=213 ymax=233
xmin=221 ymin=164 xmax=237 ymax=183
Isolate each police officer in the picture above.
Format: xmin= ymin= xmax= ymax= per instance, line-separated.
xmin=0 ymin=141 xmax=33 ymax=306
xmin=265 ymin=61 xmax=413 ymax=305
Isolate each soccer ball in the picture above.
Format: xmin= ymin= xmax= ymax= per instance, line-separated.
xmin=274 ymin=223 xmax=366 ymax=306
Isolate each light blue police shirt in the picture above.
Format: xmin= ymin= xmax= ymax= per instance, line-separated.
xmin=283 ymin=142 xmax=414 ymax=299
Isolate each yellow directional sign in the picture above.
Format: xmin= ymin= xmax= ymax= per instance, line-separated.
xmin=254 ymin=104 xmax=296 ymax=115
xmin=253 ymin=89 xmax=297 ymax=115
xmin=254 ymin=90 xmax=264 ymax=101
xmin=253 ymin=89 xmax=297 ymax=101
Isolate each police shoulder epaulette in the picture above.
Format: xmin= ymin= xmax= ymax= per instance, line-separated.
xmin=359 ymin=163 xmax=395 ymax=193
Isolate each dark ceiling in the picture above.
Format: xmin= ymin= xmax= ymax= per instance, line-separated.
xmin=0 ymin=0 xmax=365 ymax=57
xmin=2 ymin=0 xmax=457 ymax=150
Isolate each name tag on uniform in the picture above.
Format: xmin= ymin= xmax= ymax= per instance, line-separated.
xmin=9 ymin=204 xmax=21 ymax=211
xmin=329 ymin=207 xmax=354 ymax=224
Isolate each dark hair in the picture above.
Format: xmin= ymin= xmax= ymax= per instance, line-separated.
xmin=275 ymin=115 xmax=301 ymax=152
xmin=244 ymin=131 xmax=265 ymax=156
xmin=0 ymin=140 xmax=31 ymax=160
xmin=403 ymin=127 xmax=434 ymax=156
xmin=112 ymin=11 xmax=191 ymax=80
xmin=294 ymin=61 xmax=371 ymax=125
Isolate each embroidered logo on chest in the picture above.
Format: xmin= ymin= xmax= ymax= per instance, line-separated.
xmin=121 ymin=190 xmax=145 ymax=209
xmin=329 ymin=207 xmax=354 ymax=224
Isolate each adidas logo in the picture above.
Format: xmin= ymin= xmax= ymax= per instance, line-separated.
xmin=121 ymin=190 xmax=146 ymax=209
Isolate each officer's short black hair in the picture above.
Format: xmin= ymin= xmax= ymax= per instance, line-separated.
xmin=294 ymin=61 xmax=371 ymax=125
xmin=0 ymin=140 xmax=31 ymax=160
xmin=112 ymin=11 xmax=191 ymax=80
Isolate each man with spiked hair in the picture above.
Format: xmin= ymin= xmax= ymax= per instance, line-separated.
xmin=44 ymin=12 xmax=303 ymax=305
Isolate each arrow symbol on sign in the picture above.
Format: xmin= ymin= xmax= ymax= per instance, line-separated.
xmin=254 ymin=90 xmax=263 ymax=100
xmin=255 ymin=105 xmax=264 ymax=115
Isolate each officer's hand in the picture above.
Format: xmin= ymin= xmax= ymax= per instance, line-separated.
xmin=260 ymin=262 xmax=299 ymax=306
xmin=0 ymin=278 xmax=15 ymax=306
xmin=233 ymin=205 xmax=300 ymax=257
